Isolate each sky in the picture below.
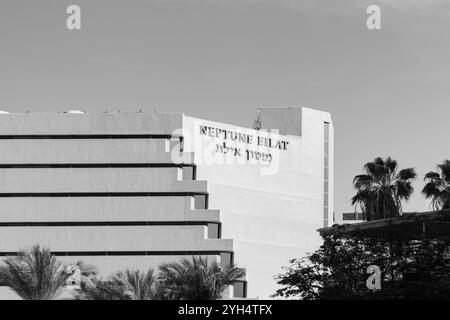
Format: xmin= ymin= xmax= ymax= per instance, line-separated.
xmin=0 ymin=0 xmax=449 ymax=215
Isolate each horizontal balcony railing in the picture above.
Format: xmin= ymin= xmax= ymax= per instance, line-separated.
xmin=0 ymin=225 xmax=233 ymax=252
xmin=0 ymin=197 xmax=219 ymax=222
xmin=0 ymin=168 xmax=207 ymax=193
xmin=0 ymin=139 xmax=192 ymax=164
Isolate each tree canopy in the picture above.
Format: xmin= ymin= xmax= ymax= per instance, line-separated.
xmin=352 ymin=157 xmax=416 ymax=221
xmin=423 ymin=160 xmax=450 ymax=211
xmin=273 ymin=234 xmax=450 ymax=300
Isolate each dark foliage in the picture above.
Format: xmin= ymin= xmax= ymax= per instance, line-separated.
xmin=81 ymin=268 xmax=162 ymax=300
xmin=352 ymin=157 xmax=416 ymax=221
xmin=423 ymin=160 xmax=450 ymax=211
xmin=273 ymin=234 xmax=450 ymax=300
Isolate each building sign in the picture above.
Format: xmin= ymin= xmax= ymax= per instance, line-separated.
xmin=199 ymin=125 xmax=289 ymax=163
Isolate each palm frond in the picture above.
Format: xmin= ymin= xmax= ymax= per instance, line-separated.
xmin=351 ymin=157 xmax=416 ymax=221
xmin=422 ymin=161 xmax=450 ymax=211
xmin=158 ymin=256 xmax=245 ymax=300
xmin=397 ymin=168 xmax=416 ymax=181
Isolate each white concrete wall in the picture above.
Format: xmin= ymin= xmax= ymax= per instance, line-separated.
xmin=0 ymin=226 xmax=232 ymax=252
xmin=183 ymin=107 xmax=334 ymax=299
xmin=0 ymin=139 xmax=192 ymax=164
xmin=0 ymin=112 xmax=234 ymax=300
xmin=0 ymin=168 xmax=208 ymax=193
xmin=0 ymin=112 xmax=183 ymax=135
xmin=0 ymin=109 xmax=333 ymax=300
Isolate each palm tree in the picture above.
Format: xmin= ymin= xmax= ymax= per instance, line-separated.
xmin=0 ymin=245 xmax=97 ymax=300
xmin=80 ymin=279 xmax=126 ymax=300
xmin=158 ymin=256 xmax=246 ymax=300
xmin=422 ymin=160 xmax=450 ymax=211
xmin=82 ymin=268 xmax=161 ymax=300
xmin=351 ymin=157 xmax=416 ymax=221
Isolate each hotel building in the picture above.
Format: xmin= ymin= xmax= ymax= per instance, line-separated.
xmin=0 ymin=106 xmax=333 ymax=299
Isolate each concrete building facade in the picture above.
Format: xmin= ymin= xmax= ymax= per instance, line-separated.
xmin=0 ymin=107 xmax=333 ymax=299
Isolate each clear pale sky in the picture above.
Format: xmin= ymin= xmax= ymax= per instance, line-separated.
xmin=1 ymin=0 xmax=449 ymax=215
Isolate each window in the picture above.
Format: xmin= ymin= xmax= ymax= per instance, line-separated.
xmin=182 ymin=166 xmax=194 ymax=180
xmin=219 ymin=252 xmax=233 ymax=269
xmin=194 ymin=195 xmax=208 ymax=209
xmin=323 ymin=122 xmax=330 ymax=228
xmin=233 ymin=281 xmax=247 ymax=298
xmin=207 ymin=223 xmax=221 ymax=239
